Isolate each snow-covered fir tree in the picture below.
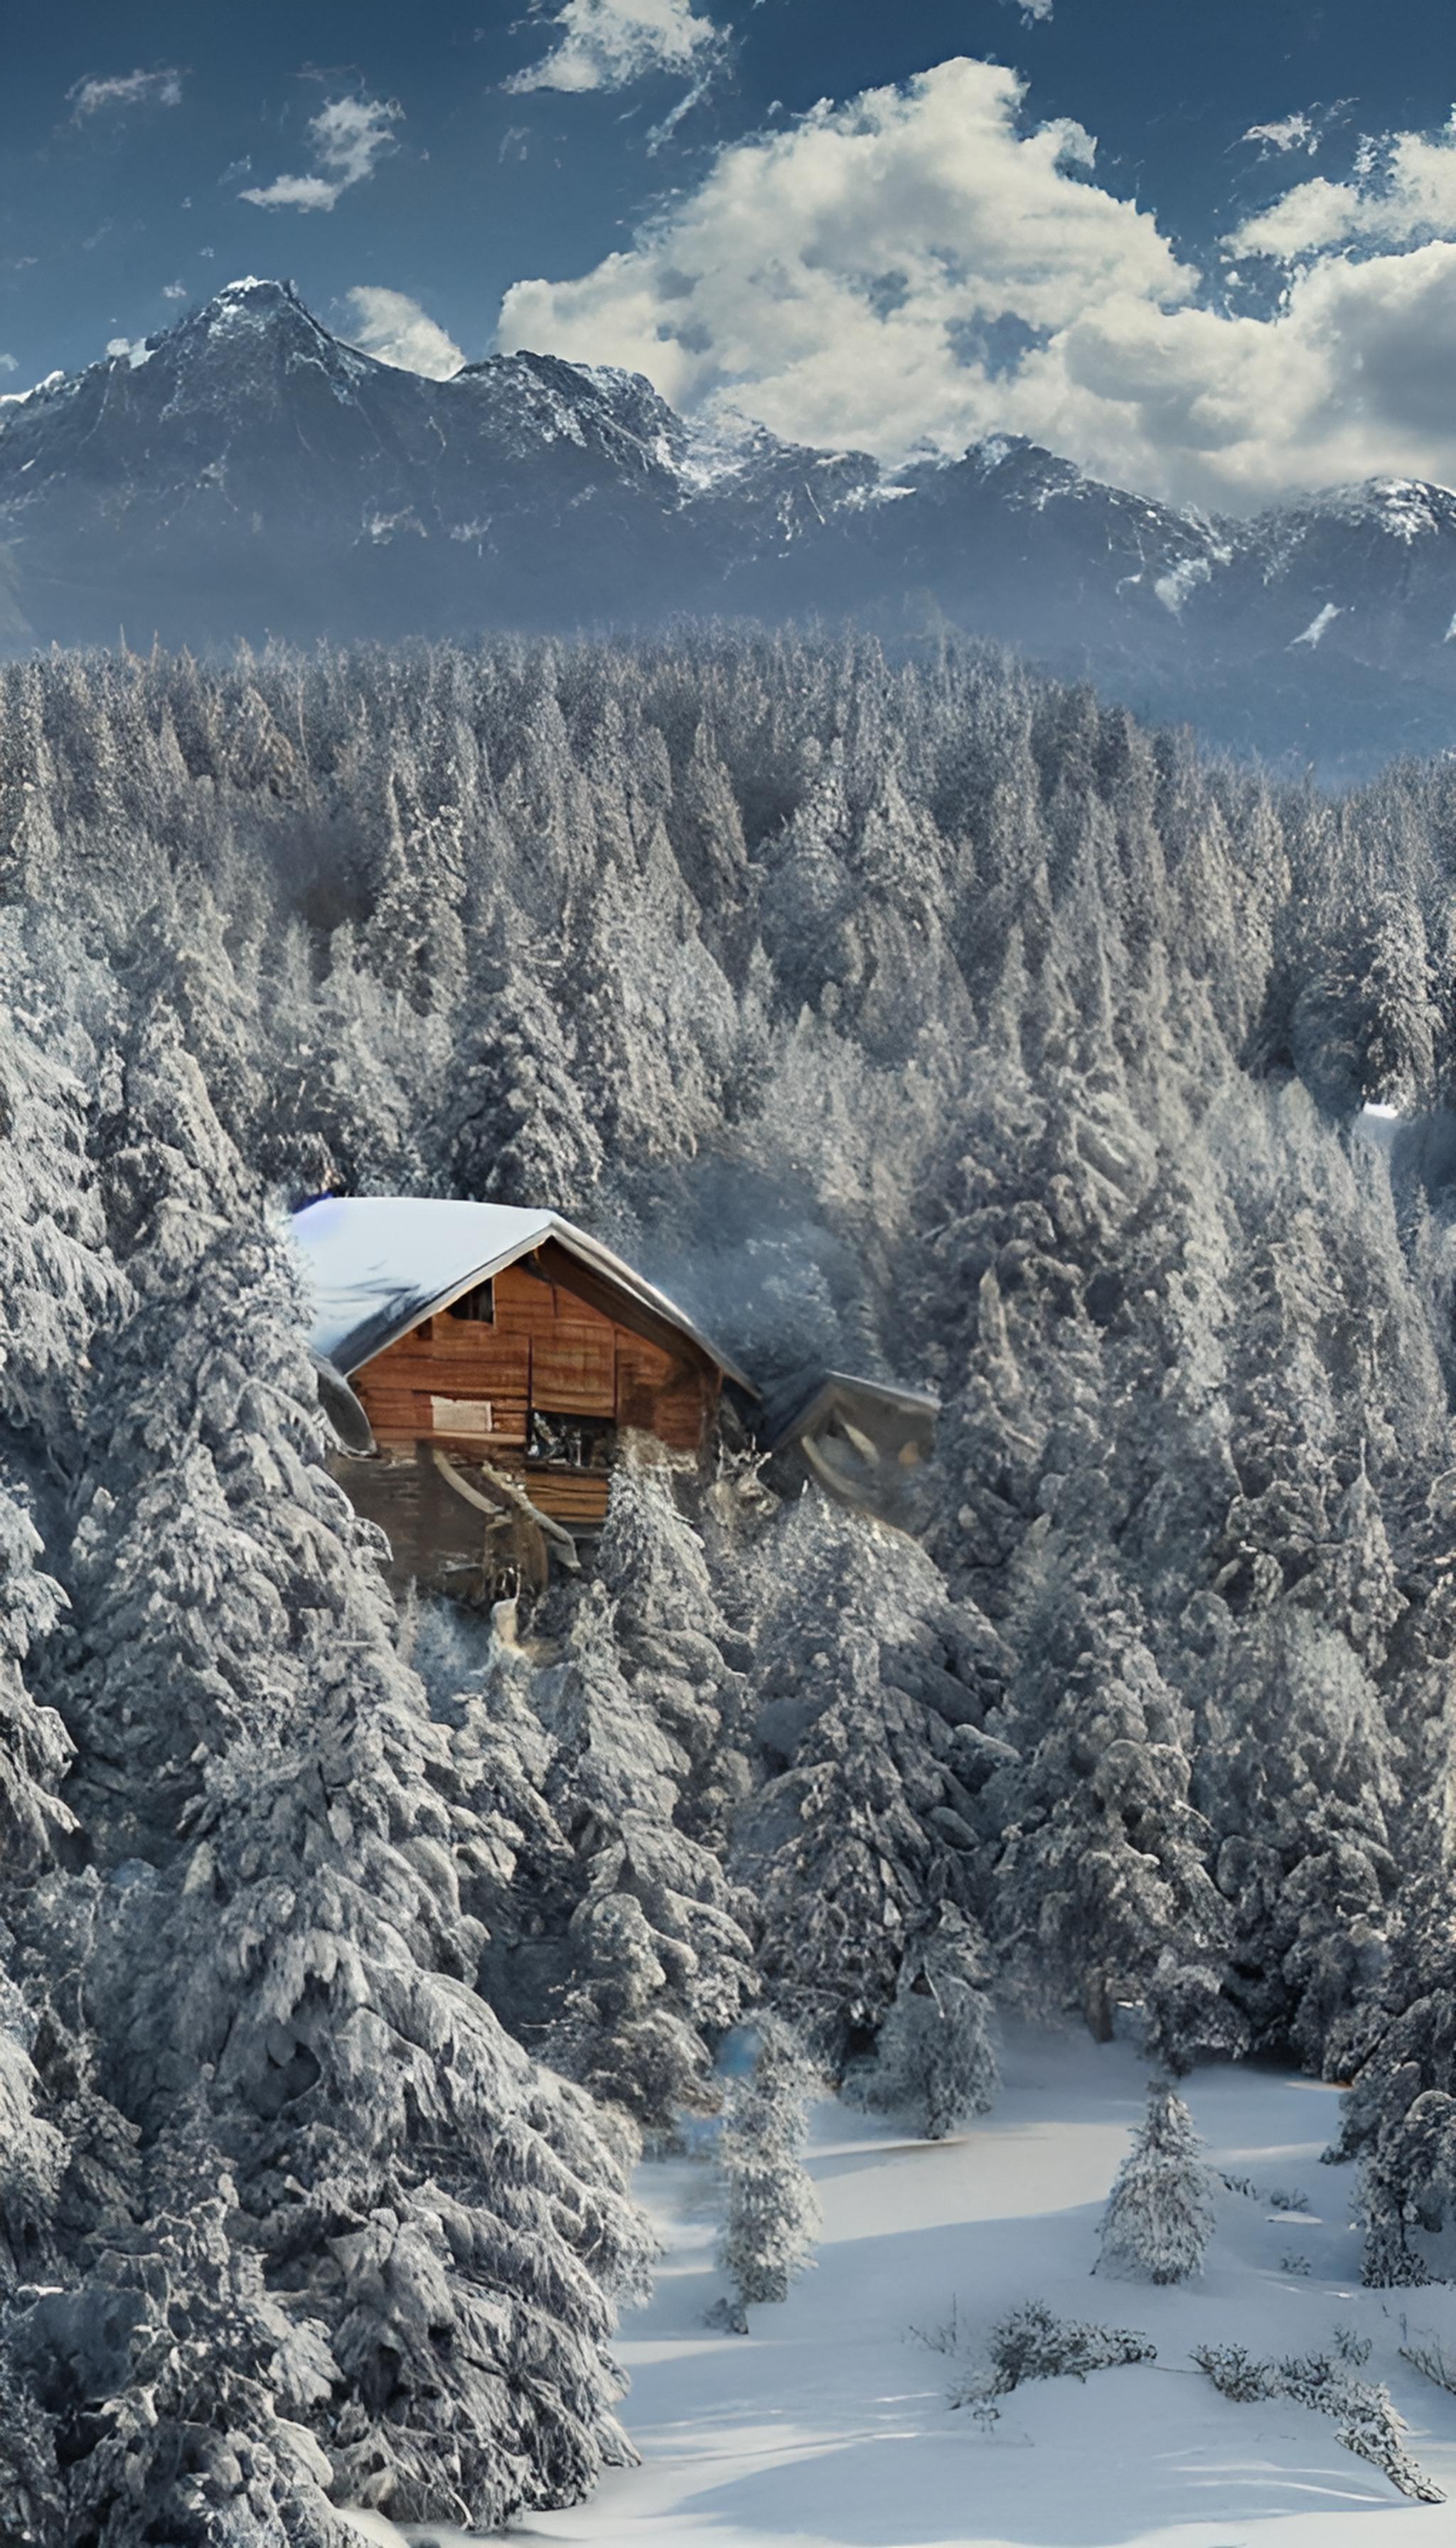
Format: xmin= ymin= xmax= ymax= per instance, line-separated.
xmin=851 ymin=1904 xmax=999 ymax=2140
xmin=714 ymin=2011 xmax=821 ymax=2318
xmin=535 ymin=1564 xmax=756 ymax=2132
xmin=50 ymin=1022 xmax=655 ymax=2530
xmin=1096 ymin=2081 xmax=1216 ymax=2284
xmin=594 ymin=1442 xmax=754 ymax=1846
xmin=733 ymin=1494 xmax=1002 ymax=2070
xmin=986 ymin=1506 xmax=1231 ymax=2066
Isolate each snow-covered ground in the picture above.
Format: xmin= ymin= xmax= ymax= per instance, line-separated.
xmin=354 ymin=2028 xmax=1456 ymax=2548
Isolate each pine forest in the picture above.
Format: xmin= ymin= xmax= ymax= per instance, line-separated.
xmin=6 ymin=629 xmax=1456 ymax=2536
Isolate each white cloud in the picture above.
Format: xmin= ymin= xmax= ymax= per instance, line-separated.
xmin=0 ymin=353 xmax=16 ymax=374
xmin=241 ymin=94 xmax=401 ymax=213
xmin=1228 ymin=115 xmax=1456 ymax=259
xmin=1226 ymin=173 xmax=1364 ymax=259
xmin=69 ymin=68 xmax=183 ymax=119
xmin=493 ymin=59 xmax=1456 ymax=511
xmin=1012 ymin=0 xmax=1054 ymax=19
xmin=242 ymin=174 xmax=341 ymax=211
xmin=507 ymin=0 xmax=722 ymax=95
xmin=499 ymin=60 xmax=1194 ymax=459
xmin=311 ymin=96 xmax=402 ymax=186
xmin=161 ymin=281 xmax=187 ymax=301
xmin=343 ymin=286 xmax=464 ymax=378
xmin=1243 ymin=112 xmax=1317 ymax=156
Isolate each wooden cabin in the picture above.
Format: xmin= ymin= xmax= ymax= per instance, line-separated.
xmin=292 ymin=1198 xmax=752 ymax=1598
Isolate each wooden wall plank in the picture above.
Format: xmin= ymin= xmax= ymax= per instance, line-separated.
xmin=528 ymin=1470 xmax=611 ymax=1521
xmin=532 ymin=1324 xmax=616 ymax=1413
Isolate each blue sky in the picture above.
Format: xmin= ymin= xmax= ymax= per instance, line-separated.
xmin=8 ymin=0 xmax=1456 ymax=508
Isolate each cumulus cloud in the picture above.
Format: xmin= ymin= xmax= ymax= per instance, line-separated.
xmin=0 ymin=353 xmax=16 ymax=374
xmin=1228 ymin=115 xmax=1456 ymax=259
xmin=493 ymin=59 xmax=1456 ymax=511
xmin=241 ymin=95 xmax=400 ymax=213
xmin=69 ymin=68 xmax=183 ymax=119
xmin=343 ymin=286 xmax=464 ymax=378
xmin=1010 ymin=0 xmax=1054 ymax=19
xmin=506 ymin=0 xmax=722 ymax=95
xmin=499 ymin=60 xmax=1194 ymax=458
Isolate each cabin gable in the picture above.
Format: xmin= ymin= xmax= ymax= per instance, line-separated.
xmin=348 ymin=1252 xmax=717 ymax=1527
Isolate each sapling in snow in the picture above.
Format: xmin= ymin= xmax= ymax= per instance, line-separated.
xmin=714 ymin=2013 xmax=821 ymax=2321
xmin=1096 ymin=2079 xmax=1216 ymax=2283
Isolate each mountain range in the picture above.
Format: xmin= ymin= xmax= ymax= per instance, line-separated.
xmin=4 ymin=275 xmax=1456 ymax=775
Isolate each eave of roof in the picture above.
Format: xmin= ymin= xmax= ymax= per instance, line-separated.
xmin=757 ymin=1364 xmax=941 ymax=1453
xmin=289 ymin=1196 xmax=756 ymax=1393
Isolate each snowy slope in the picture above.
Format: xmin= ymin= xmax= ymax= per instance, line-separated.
xmin=347 ymin=2028 xmax=1456 ymax=2548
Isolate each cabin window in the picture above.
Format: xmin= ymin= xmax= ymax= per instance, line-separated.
xmin=528 ymin=1410 xmax=613 ymax=1472
xmin=431 ymin=1396 xmax=495 ymax=1438
xmin=447 ymin=1280 xmax=495 ymax=1324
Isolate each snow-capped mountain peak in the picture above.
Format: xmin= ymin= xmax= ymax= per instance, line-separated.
xmin=6 ymin=281 xmax=1456 ymax=773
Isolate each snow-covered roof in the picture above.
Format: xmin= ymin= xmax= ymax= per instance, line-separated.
xmin=289 ymin=1196 xmax=755 ymax=1390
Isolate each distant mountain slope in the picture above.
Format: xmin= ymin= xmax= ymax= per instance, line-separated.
xmin=4 ymin=277 xmax=1456 ymax=773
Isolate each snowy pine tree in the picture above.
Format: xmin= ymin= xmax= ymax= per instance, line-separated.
xmin=1096 ymin=2081 xmax=1216 ymax=2284
xmin=52 ymin=1029 xmax=656 ymax=2529
xmin=734 ymin=1495 xmax=997 ymax=2069
xmin=594 ymin=1442 xmax=754 ymax=1846
xmin=852 ymin=1905 xmax=999 ymax=2139
xmin=714 ymin=2012 xmax=821 ymax=2317
xmin=537 ymin=1570 xmax=756 ymax=2131
xmin=987 ymin=1515 xmax=1229 ymax=2061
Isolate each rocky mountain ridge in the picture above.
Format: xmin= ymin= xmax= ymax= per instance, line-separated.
xmin=4 ymin=277 xmax=1456 ymax=772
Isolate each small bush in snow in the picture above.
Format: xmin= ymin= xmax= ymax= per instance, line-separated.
xmin=1280 ymin=2253 xmax=1313 ymax=2276
xmin=1193 ymin=2344 xmax=1443 ymax=2502
xmin=1282 ymin=2352 xmax=1444 ymax=2502
xmin=1191 ymin=2343 xmax=1276 ymax=2405
xmin=1096 ymin=2079 xmax=1216 ymax=2283
xmin=953 ymin=2301 xmax=1155 ymax=2416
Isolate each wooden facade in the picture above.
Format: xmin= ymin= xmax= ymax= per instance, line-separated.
xmin=348 ymin=1236 xmax=719 ymax=1533
xmin=296 ymin=1196 xmax=747 ymax=1602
